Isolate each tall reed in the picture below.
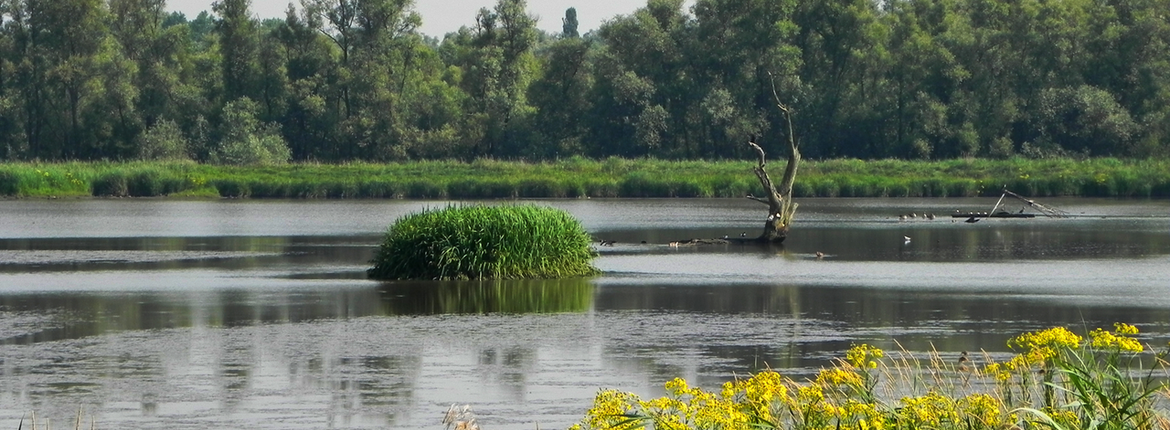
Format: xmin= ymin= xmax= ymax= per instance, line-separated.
xmin=367 ymin=205 xmax=599 ymax=280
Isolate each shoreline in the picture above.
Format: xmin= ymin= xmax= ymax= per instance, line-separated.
xmin=2 ymin=157 xmax=1168 ymax=199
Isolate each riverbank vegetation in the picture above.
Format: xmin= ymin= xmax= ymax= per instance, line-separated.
xmin=2 ymin=158 xmax=1168 ymax=199
xmin=571 ymin=324 xmax=1168 ymax=430
xmin=1 ymin=0 xmax=1168 ymax=166
xmin=367 ymin=205 xmax=598 ymax=280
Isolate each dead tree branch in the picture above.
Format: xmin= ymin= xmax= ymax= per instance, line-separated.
xmin=741 ymin=72 xmax=801 ymax=243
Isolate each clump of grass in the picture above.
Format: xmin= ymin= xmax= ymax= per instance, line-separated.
xmin=570 ymin=323 xmax=1170 ymax=430
xmin=368 ymin=204 xmax=599 ymax=280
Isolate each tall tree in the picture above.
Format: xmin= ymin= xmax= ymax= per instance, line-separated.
xmin=528 ymin=35 xmax=593 ymax=157
xmin=213 ymin=0 xmax=261 ymax=102
xmin=562 ymin=7 xmax=579 ymax=38
xmin=453 ymin=0 xmax=539 ymax=157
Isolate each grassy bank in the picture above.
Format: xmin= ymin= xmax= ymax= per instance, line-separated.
xmin=2 ymin=157 xmax=1169 ymax=199
xmin=571 ymin=324 xmax=1167 ymax=430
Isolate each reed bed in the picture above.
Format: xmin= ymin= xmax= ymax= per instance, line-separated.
xmin=367 ymin=205 xmax=599 ymax=280
xmin=570 ymin=323 xmax=1170 ymax=430
xmin=1 ymin=157 xmax=1168 ymax=199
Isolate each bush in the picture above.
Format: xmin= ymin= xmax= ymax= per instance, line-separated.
xmin=214 ymin=179 xmax=250 ymax=198
xmin=138 ymin=119 xmax=191 ymax=161
xmin=0 ymin=170 xmax=21 ymax=195
xmin=368 ymin=205 xmax=599 ymax=280
xmin=92 ymin=172 xmax=130 ymax=197
xmin=211 ymin=97 xmax=292 ymax=166
xmin=128 ymin=170 xmax=165 ymax=196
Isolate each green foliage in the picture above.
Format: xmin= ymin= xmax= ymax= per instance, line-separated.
xmin=3 ymin=0 xmax=1170 ymax=162
xmin=211 ymin=98 xmax=292 ymax=165
xmin=138 ymin=120 xmax=192 ymax=161
xmin=367 ymin=205 xmax=599 ymax=280
xmin=3 ymin=157 xmax=1170 ymax=199
xmin=92 ymin=171 xmax=131 ymax=197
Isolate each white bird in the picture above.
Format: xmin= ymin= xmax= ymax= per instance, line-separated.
xmin=903 ymin=235 xmax=912 ymax=243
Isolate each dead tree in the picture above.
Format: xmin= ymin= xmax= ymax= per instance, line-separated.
xmin=666 ymin=78 xmax=800 ymax=248
xmin=745 ymin=80 xmax=800 ymax=243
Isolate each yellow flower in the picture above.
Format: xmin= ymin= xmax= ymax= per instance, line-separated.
xmin=958 ymin=393 xmax=1006 ymax=427
xmin=816 ymin=367 xmax=864 ymax=387
xmin=1007 ymin=326 xmax=1082 ymax=365
xmin=846 ymin=344 xmax=885 ymax=369
xmin=1115 ymin=322 xmax=1139 ymax=335
xmin=664 ymin=377 xmax=689 ymax=396
xmin=984 ymin=362 xmax=1014 ymax=382
xmin=1090 ymin=326 xmax=1145 ymax=353
xmin=900 ymin=391 xmax=958 ymax=427
xmin=1118 ymin=337 xmax=1144 ymax=352
xmin=582 ymin=389 xmax=642 ymax=430
xmin=798 ymin=384 xmax=825 ymax=403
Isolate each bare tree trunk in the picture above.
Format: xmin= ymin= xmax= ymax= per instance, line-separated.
xmin=746 ymin=87 xmax=800 ymax=243
xmin=667 ymin=77 xmax=800 ymax=248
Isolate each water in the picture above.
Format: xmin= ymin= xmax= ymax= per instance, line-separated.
xmin=1 ymin=198 xmax=1168 ymax=429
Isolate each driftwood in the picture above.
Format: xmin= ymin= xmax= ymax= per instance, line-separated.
xmin=668 ymin=238 xmax=730 ymax=247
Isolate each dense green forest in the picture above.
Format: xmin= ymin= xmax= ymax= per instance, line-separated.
xmin=1 ymin=0 xmax=1168 ymax=164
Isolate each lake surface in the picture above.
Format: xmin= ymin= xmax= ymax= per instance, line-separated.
xmin=1 ymin=198 xmax=1168 ymax=429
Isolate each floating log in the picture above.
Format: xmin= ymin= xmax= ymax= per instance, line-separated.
xmin=951 ymin=212 xmax=1036 ymax=219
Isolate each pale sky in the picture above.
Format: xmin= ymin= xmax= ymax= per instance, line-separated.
xmin=165 ymin=0 xmax=650 ymax=38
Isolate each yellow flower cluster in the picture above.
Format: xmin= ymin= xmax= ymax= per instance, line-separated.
xmin=816 ymin=367 xmax=864 ymax=388
xmin=983 ymin=360 xmax=1017 ymax=382
xmin=1009 ymin=326 xmax=1082 ymax=357
xmin=1115 ymin=322 xmax=1140 ymax=335
xmin=1089 ymin=323 xmax=1143 ymax=352
xmin=572 ymin=324 xmax=1154 ymax=430
xmin=721 ymin=371 xmax=787 ymax=422
xmin=845 ymin=344 xmax=884 ymax=369
xmin=840 ymin=400 xmax=885 ymax=430
xmin=575 ymin=389 xmax=643 ymax=430
xmin=900 ymin=391 xmax=959 ymax=427
xmin=957 ymin=394 xmax=1009 ymax=427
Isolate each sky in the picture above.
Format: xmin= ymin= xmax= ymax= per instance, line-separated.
xmin=165 ymin=0 xmax=649 ymax=38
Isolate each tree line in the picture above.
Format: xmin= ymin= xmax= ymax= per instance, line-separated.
xmin=1 ymin=0 xmax=1167 ymax=164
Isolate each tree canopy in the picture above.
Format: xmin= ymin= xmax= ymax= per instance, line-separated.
xmin=1 ymin=0 xmax=1167 ymax=163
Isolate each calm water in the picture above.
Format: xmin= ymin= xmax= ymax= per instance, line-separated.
xmin=1 ymin=198 xmax=1168 ymax=429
